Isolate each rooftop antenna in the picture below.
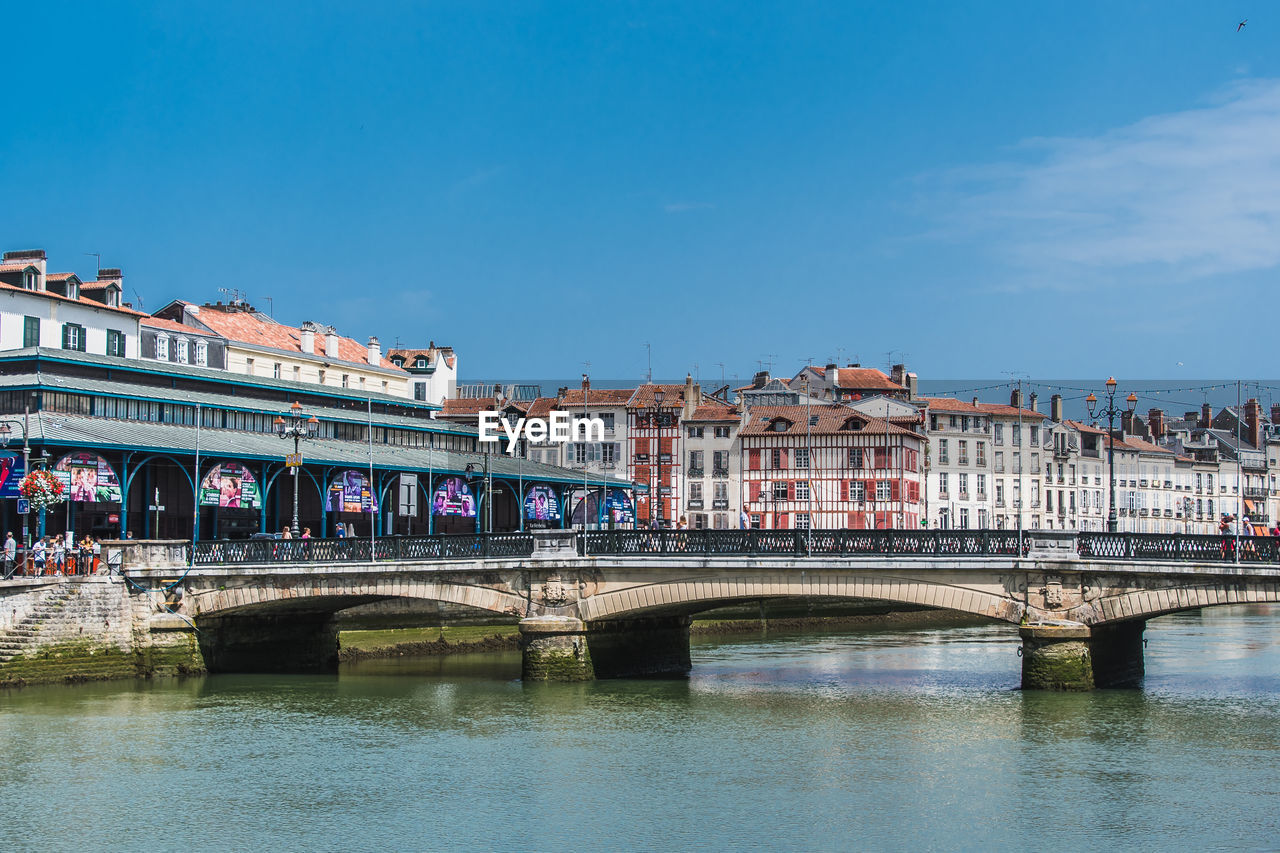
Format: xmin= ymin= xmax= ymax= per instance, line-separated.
xmin=716 ymin=362 xmax=726 ymax=386
xmin=262 ymin=296 xmax=274 ymax=318
xmin=218 ymin=287 xmax=246 ymax=304
xmin=836 ymin=346 xmax=845 ymax=365
xmin=644 ymin=342 xmax=652 ymax=384
xmin=693 ymin=362 xmax=700 ymax=383
xmin=82 ymin=252 xmax=101 ymax=277
xmin=131 ymin=289 xmax=145 ymax=312
xmin=765 ymin=354 xmax=778 ymax=373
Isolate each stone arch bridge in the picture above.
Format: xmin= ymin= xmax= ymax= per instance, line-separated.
xmin=119 ymin=530 xmax=1280 ymax=690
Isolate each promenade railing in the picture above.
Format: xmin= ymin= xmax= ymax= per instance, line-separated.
xmin=192 ymin=533 xmax=534 ymax=566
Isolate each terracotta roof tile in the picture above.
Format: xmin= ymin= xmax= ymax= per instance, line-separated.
xmin=191 ymin=307 xmax=404 ymax=372
xmin=975 ymin=402 xmax=1047 ymax=420
xmin=0 ymin=263 xmax=37 ymax=274
xmin=525 ymin=397 xmax=558 ymax=418
xmin=441 ymin=398 xmax=499 ymax=416
xmin=921 ymin=397 xmax=985 ymax=414
xmin=626 ymin=384 xmax=689 ymax=409
xmin=560 ymin=388 xmax=635 ymax=406
xmin=688 ymin=403 xmax=739 ymax=422
xmin=740 ymin=404 xmax=916 ymax=438
xmin=141 ymin=317 xmax=214 ymax=336
xmin=0 ymin=280 xmax=148 ymax=317
xmin=832 ymin=367 xmax=903 ymax=391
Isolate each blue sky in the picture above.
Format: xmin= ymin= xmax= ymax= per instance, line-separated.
xmin=2 ymin=2 xmax=1275 ymax=380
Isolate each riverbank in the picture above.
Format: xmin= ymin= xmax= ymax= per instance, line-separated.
xmin=336 ymin=605 xmax=992 ymax=662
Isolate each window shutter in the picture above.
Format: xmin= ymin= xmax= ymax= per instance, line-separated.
xmin=787 ymin=481 xmax=795 ymax=501
xmin=890 ymin=480 xmax=901 ymax=502
xmin=62 ymin=324 xmax=71 ymax=349
xmin=864 ymin=479 xmax=876 ymax=501
xmin=779 ymin=448 xmax=788 ymax=468
xmin=749 ymin=482 xmax=761 ymax=501
xmin=749 ymin=449 xmax=761 ymax=470
xmin=777 ymin=513 xmax=789 ymax=529
xmin=79 ymin=327 xmax=87 ymax=352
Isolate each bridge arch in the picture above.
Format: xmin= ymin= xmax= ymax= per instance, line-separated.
xmin=1079 ymin=579 xmax=1280 ymax=625
xmin=578 ymin=571 xmax=1025 ymax=624
xmin=190 ymin=576 xmax=529 ymax=619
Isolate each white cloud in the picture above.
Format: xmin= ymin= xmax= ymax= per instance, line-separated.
xmin=932 ymin=80 xmax=1280 ymax=286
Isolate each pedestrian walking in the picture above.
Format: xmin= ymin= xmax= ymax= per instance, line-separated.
xmin=3 ymin=531 xmax=16 ymax=579
xmin=32 ymin=538 xmax=46 ymax=576
xmin=52 ymin=536 xmax=66 ymax=574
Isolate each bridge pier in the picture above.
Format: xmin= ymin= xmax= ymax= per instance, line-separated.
xmin=587 ymin=616 xmax=692 ymax=679
xmin=1020 ymin=621 xmax=1146 ymax=691
xmin=198 ymin=612 xmax=341 ymax=674
xmin=519 ymin=615 xmax=693 ymax=681
xmin=519 ymin=616 xmax=594 ymax=681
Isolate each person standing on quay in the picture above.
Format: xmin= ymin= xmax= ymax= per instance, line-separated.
xmin=32 ymin=537 xmax=46 ymax=575
xmin=3 ymin=531 xmax=15 ymax=579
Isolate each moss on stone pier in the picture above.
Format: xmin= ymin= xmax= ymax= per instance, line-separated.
xmin=0 ymin=641 xmax=138 ymax=687
xmin=1021 ymin=639 xmax=1094 ymax=691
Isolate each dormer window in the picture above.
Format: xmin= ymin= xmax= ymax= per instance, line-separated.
xmin=176 ymin=338 xmax=189 ymax=364
xmin=24 ymin=271 xmax=35 ymax=290
xmin=156 ymin=334 xmax=170 ymax=360
xmin=415 ymin=358 xmax=427 ymax=368
xmin=842 ymin=418 xmax=863 ymax=431
xmin=770 ymin=419 xmax=791 ymax=432
xmin=392 ymin=358 xmax=404 ymax=367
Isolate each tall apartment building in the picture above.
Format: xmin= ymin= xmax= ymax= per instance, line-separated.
xmin=682 ymin=401 xmax=741 ymax=529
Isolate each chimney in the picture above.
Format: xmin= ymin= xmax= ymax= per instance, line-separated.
xmin=972 ymin=397 xmax=980 ymax=408
xmin=1148 ymin=408 xmax=1165 ymax=440
xmin=684 ymin=374 xmax=700 ymax=419
xmin=325 ymin=326 xmax=339 ymax=358
xmin=1051 ymin=394 xmax=1064 ymax=423
xmin=96 ymin=267 xmax=122 ymax=282
xmin=890 ymin=363 xmax=906 ymax=387
xmin=1029 ymin=392 xmax=1038 ymax=413
xmin=1185 ymin=411 xmax=1199 ymax=424
xmin=905 ymin=372 xmax=918 ymax=401
xmin=1200 ymin=402 xmax=1211 ymax=429
xmin=825 ymin=363 xmax=837 ymax=372
xmin=1247 ymin=398 xmax=1262 ymax=448
xmin=581 ymin=374 xmax=591 ymax=393
xmin=1010 ymin=387 xmax=1023 ymax=410
xmin=1121 ymin=410 xmax=1137 ymax=436
xmin=4 ymin=249 xmax=47 ymax=290
xmin=367 ymin=336 xmax=381 ymax=366
xmin=300 ymin=322 xmax=316 ymax=354
xmin=752 ymin=370 xmax=769 ymax=389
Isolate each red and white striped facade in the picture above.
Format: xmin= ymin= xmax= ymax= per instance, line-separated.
xmin=740 ymin=405 xmax=924 ymax=530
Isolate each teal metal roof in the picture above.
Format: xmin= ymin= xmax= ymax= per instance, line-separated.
xmin=0 ymin=347 xmax=441 ymax=412
xmin=0 ymin=371 xmax=477 ymax=436
xmin=26 ymin=412 xmax=634 ymax=488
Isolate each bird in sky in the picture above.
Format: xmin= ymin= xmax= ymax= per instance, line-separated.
xmin=1238 ymin=19 xmax=1248 ymax=32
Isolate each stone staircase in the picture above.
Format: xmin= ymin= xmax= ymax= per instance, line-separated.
xmin=0 ymin=583 xmax=83 ymax=663
xmin=0 ymin=579 xmax=137 ymax=683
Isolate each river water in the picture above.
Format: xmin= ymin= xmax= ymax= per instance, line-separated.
xmin=3 ymin=606 xmax=1278 ymax=852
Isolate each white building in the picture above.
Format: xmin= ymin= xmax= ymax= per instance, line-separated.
xmin=0 ymin=250 xmax=142 ymax=359
xmin=682 ymin=401 xmax=742 ymax=529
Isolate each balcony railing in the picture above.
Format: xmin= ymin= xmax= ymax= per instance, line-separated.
xmin=712 ymin=467 xmax=730 ymax=478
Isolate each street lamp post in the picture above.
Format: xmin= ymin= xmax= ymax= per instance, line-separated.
xmin=1085 ymin=378 xmax=1137 ymax=534
xmin=0 ymin=417 xmax=31 ymax=557
xmin=274 ymin=401 xmax=318 ymax=539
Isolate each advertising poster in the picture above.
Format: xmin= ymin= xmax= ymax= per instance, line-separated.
xmin=432 ymin=476 xmax=476 ymax=517
xmin=53 ymin=452 xmax=122 ymax=503
xmin=0 ymin=453 xmax=24 ymax=500
xmin=199 ymin=463 xmax=262 ymax=509
xmin=606 ymin=489 xmax=636 ymax=525
xmin=523 ymin=485 xmax=561 ymax=522
xmin=327 ymin=470 xmax=378 ymax=513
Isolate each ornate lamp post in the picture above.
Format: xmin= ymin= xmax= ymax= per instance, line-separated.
xmin=0 ymin=418 xmax=31 ymax=553
xmin=275 ymin=402 xmax=318 ymax=538
xmin=651 ymin=390 xmax=666 ymax=528
xmin=1085 ymin=378 xmax=1137 ymax=533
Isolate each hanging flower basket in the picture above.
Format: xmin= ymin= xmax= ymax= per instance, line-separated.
xmin=20 ymin=469 xmax=65 ymax=511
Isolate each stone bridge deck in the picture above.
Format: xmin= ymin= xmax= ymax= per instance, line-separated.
xmin=112 ymin=530 xmax=1280 ymax=690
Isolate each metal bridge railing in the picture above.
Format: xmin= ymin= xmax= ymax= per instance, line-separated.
xmin=184 ymin=530 xmax=1280 ymax=565
xmin=191 ymin=533 xmax=534 ymax=566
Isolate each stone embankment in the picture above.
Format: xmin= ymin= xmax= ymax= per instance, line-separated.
xmin=0 ymin=575 xmax=202 ymax=687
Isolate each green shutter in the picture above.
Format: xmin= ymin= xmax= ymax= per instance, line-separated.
xmin=23 ymin=316 xmax=39 ymax=348
xmin=62 ymin=323 xmax=71 ymax=349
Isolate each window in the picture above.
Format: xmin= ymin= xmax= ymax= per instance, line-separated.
xmin=572 ymin=443 xmax=587 ymax=464
xmin=958 ymin=440 xmax=969 ymax=465
xmin=714 ymin=426 xmax=730 ymax=438
xmin=414 ymin=383 xmax=427 ymax=401
xmin=106 ymin=330 xmax=125 ymax=357
xmin=771 ymin=449 xmax=783 ymax=469
xmin=750 ymin=514 xmax=762 ymax=529
xmin=848 ymin=480 xmax=866 ymax=502
xmin=795 ymin=448 xmax=809 ymax=469
xmin=958 ymin=473 xmax=968 ymax=496
xmin=195 ymin=341 xmax=208 ymax=366
xmin=993 ymin=423 xmax=1004 ymax=445
xmin=774 ymin=481 xmax=789 ymax=500
xmin=976 ymin=442 xmax=986 ymax=466
xmin=939 ymin=439 xmax=949 ymax=464
xmin=342 ymin=374 xmax=350 ymax=388
xmin=1030 ymin=426 xmax=1039 ymax=447
xmin=689 ymin=482 xmax=703 ymax=502
xmin=62 ymin=323 xmax=86 ymax=352
xmin=317 ymin=369 xmax=325 ymax=384
xmin=876 ymin=481 xmax=891 ymax=501
xmin=1013 ymin=424 xmax=1022 ymax=446
xmin=175 ymin=338 xmax=189 ymax=363
xmin=977 ymin=473 xmax=986 ymax=497
xmin=795 ymin=480 xmax=810 ymax=500
xmin=996 ymin=481 xmax=1004 ymax=506
xmin=849 ymin=447 xmax=863 ymax=468
xmin=949 ymin=415 xmax=957 ymax=428
xmin=687 ymin=427 xmax=704 ymax=438
xmin=713 ymin=450 xmax=729 ymax=474
xmin=273 ymin=363 xmax=282 ymax=379
xmin=21 ymin=316 xmax=41 ymax=348
xmin=714 ymin=482 xmax=728 ymax=502
xmin=795 ymin=513 xmax=810 ymax=530
xmin=994 ymin=451 xmax=1004 ymax=473
xmin=689 ymin=450 xmax=704 ymax=472
xmin=959 ymin=508 xmax=969 ymax=528
xmin=939 ymin=472 xmax=949 ymax=495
